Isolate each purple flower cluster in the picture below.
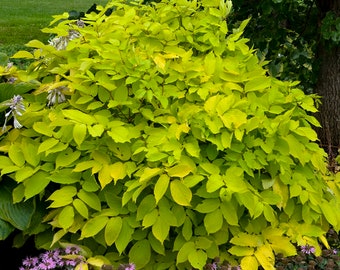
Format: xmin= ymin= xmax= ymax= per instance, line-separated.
xmin=19 ymin=245 xmax=83 ymax=270
xmin=300 ymin=244 xmax=316 ymax=255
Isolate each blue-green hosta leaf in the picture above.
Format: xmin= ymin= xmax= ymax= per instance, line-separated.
xmin=0 ymin=219 xmax=14 ymax=240
xmin=0 ymin=181 xmax=35 ymax=230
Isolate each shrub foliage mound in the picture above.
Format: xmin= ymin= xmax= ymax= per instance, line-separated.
xmin=0 ymin=0 xmax=339 ymax=269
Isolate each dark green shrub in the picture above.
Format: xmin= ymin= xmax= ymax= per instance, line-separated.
xmin=1 ymin=0 xmax=339 ymax=269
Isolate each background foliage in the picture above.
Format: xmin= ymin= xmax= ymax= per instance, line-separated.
xmin=0 ymin=0 xmax=340 ymax=269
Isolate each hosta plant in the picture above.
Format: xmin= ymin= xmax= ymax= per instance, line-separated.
xmin=0 ymin=0 xmax=340 ymax=269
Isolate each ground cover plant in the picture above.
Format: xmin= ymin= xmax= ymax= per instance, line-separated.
xmin=0 ymin=0 xmax=340 ymax=269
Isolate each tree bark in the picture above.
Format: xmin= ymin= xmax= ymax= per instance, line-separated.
xmin=315 ymin=0 xmax=340 ymax=165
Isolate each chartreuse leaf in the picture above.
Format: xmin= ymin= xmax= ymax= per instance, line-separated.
xmin=170 ymin=180 xmax=192 ymax=206
xmin=33 ymin=122 xmax=54 ymax=137
xmin=230 ymin=232 xmax=263 ymax=247
xmin=24 ymin=171 xmax=50 ymax=200
xmin=152 ymin=216 xmax=170 ymax=244
xmin=37 ymin=138 xmax=59 ymax=154
xmin=129 ymin=239 xmax=151 ymax=269
xmin=229 ymin=246 xmax=255 ymax=256
xmin=167 ymin=164 xmax=193 ymax=178
xmin=73 ymin=124 xmax=87 ymax=146
xmin=245 ymin=76 xmax=271 ymax=92
xmin=182 ymin=217 xmax=193 ymax=241
xmin=148 ymin=233 xmax=165 ymax=255
xmin=320 ymin=200 xmax=338 ymax=226
xmin=204 ymin=208 xmax=223 ymax=234
xmin=98 ymin=164 xmax=113 ymax=188
xmin=195 ymin=198 xmax=220 ymax=213
xmin=225 ymin=167 xmax=248 ymax=193
xmin=8 ymin=144 xmax=25 ymax=167
xmin=21 ymin=139 xmax=40 ymax=167
xmin=254 ymin=244 xmax=275 ymax=270
xmin=154 ymin=174 xmax=170 ymax=204
xmin=58 ymin=205 xmax=74 ymax=230
xmin=56 ymin=150 xmax=81 ymax=169
xmin=188 ymin=250 xmax=207 ymax=270
xmin=77 ymin=189 xmax=101 ymax=211
xmin=137 ymin=195 xmax=156 ymax=221
xmin=11 ymin=50 xmax=34 ymax=59
xmin=87 ymin=257 xmax=108 ymax=268
xmin=177 ymin=241 xmax=196 ymax=264
xmin=73 ymin=199 xmax=88 ymax=219
xmin=142 ymin=209 xmax=158 ymax=228
xmin=105 ymin=217 xmax=123 ymax=246
xmin=15 ymin=166 xmax=38 ymax=182
xmin=80 ymin=216 xmax=109 ymax=239
xmin=139 ymin=167 xmax=163 ymax=183
xmin=110 ymin=162 xmax=126 ymax=183
xmin=0 ymin=156 xmax=14 ymax=169
xmin=48 ymin=186 xmax=77 ymax=208
xmin=62 ymin=109 xmax=96 ymax=125
xmin=115 ymin=218 xmax=134 ymax=254
xmin=220 ymin=200 xmax=239 ymax=226
xmin=240 ymin=256 xmax=258 ymax=270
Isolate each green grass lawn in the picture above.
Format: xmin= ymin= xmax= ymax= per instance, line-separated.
xmin=0 ymin=0 xmax=109 ymax=49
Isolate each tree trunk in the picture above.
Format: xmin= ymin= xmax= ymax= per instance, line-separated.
xmin=315 ymin=0 xmax=340 ymax=166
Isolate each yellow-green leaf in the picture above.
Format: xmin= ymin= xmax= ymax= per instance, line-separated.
xmin=58 ymin=206 xmax=74 ymax=230
xmin=254 ymin=244 xmax=275 ymax=270
xmin=73 ymin=124 xmax=87 ymax=146
xmin=152 ymin=216 xmax=170 ymax=244
xmin=154 ymin=174 xmax=170 ymax=204
xmin=170 ymin=180 xmax=192 ymax=206
xmin=9 ymin=144 xmax=25 ymax=167
xmin=80 ymin=216 xmax=108 ymax=239
xmin=37 ymin=138 xmax=59 ymax=154
xmin=167 ymin=164 xmax=192 ymax=178
xmin=11 ymin=50 xmax=34 ymax=59
xmin=105 ymin=217 xmax=123 ymax=246
xmin=240 ymin=256 xmax=258 ymax=270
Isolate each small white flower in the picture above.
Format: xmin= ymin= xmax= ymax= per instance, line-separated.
xmin=48 ymin=29 xmax=81 ymax=50
xmin=2 ymin=95 xmax=25 ymax=131
xmin=47 ymin=87 xmax=67 ymax=106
